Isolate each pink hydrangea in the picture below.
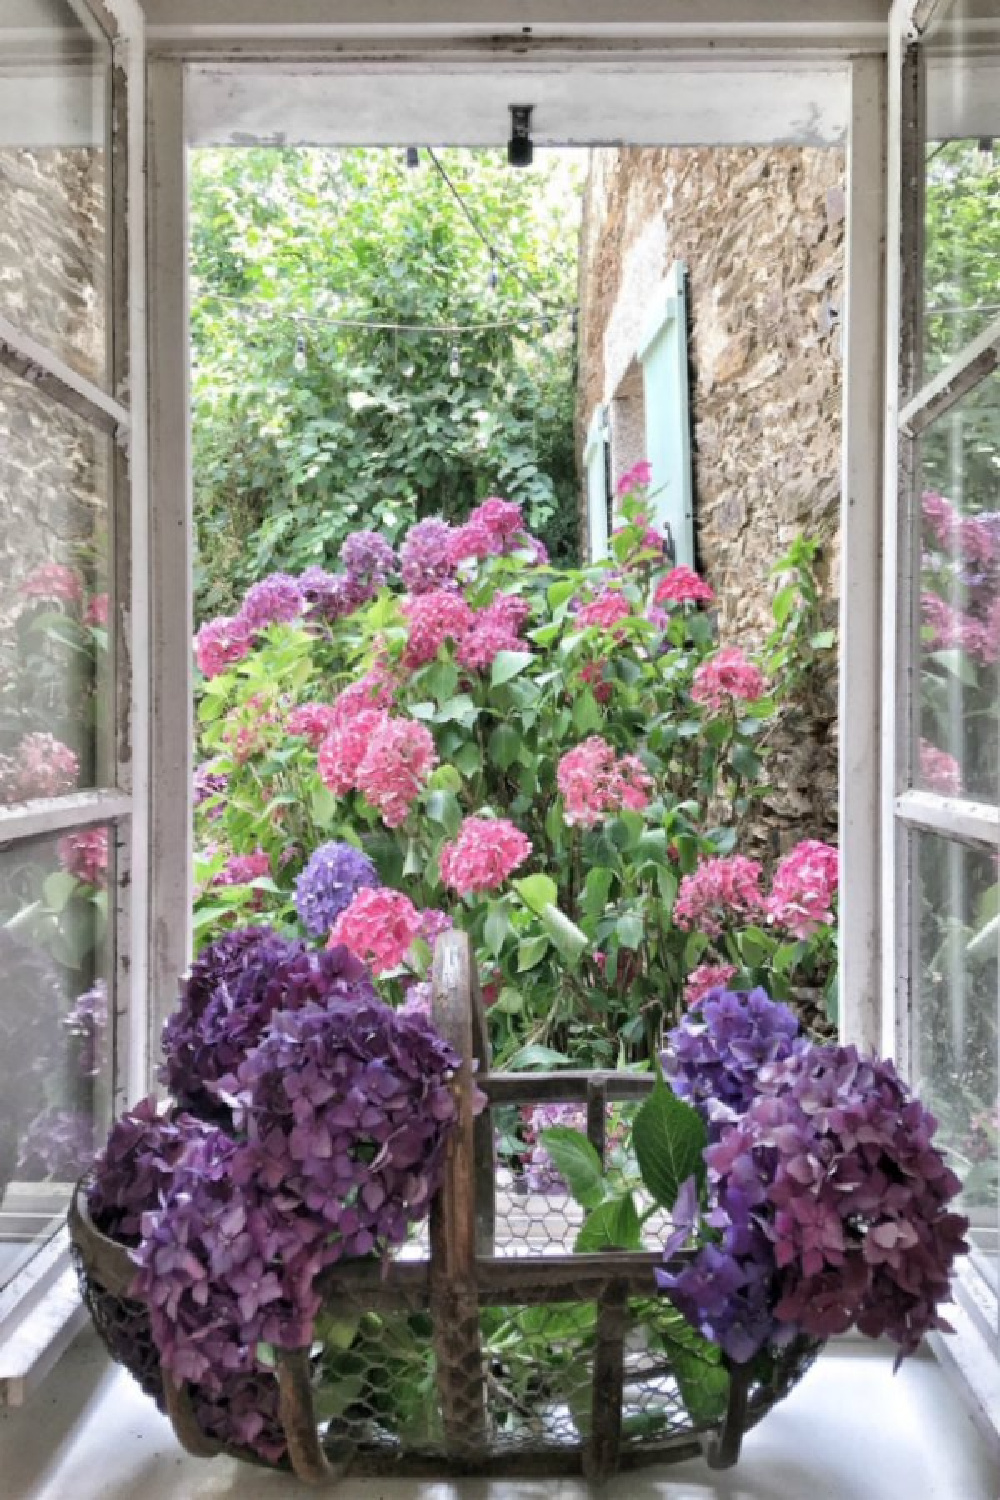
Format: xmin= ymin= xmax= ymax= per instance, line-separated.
xmin=921 ymin=593 xmax=992 ymax=664
xmin=15 ymin=733 xmax=79 ymax=799
xmin=919 ymin=740 xmax=963 ymax=797
xmin=691 ymin=646 xmax=766 ymax=715
xmin=468 ymin=496 xmax=525 ymax=551
xmin=355 ymin=717 xmax=438 ymax=828
xmin=575 ymin=590 xmax=632 ymax=631
xmin=239 ymin=573 xmax=304 ymax=631
xmin=418 ymin=909 xmax=453 ymax=948
xmin=616 ymin=460 xmax=653 ymax=495
xmin=58 ymin=828 xmax=109 ymax=888
xmin=579 ymin=660 xmax=612 ymax=705
xmin=674 ymin=855 xmax=766 ymax=938
xmin=766 ymin=840 xmax=839 ymax=938
xmin=957 ymin=517 xmax=995 ymax=566
xmin=287 ymin=703 xmax=337 ymax=747
xmin=557 ymin=736 xmax=653 ymax=828
xmin=84 ymin=593 xmax=109 ymax=627
xmin=317 ymin=709 xmax=389 ymax=796
xmin=402 ymin=589 xmax=474 ymax=668
xmin=684 ymin=963 xmax=738 ymax=1007
xmin=654 ymin=566 xmax=716 ymax=607
xmin=19 ymin=562 xmax=83 ymax=605
xmin=214 ymin=850 xmax=271 ymax=887
xmin=448 ymin=519 xmax=497 ymax=566
xmin=921 ymin=491 xmax=958 ymax=550
xmin=439 ymin=816 xmax=532 ymax=895
xmin=328 ymin=887 xmax=423 ymax=974
xmin=456 ymin=594 xmax=530 ymax=672
xmin=329 ymin=667 xmax=396 ymax=729
xmin=194 ymin=614 xmax=253 ymax=679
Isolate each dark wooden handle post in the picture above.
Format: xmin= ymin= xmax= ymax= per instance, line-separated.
xmin=429 ymin=930 xmax=489 ymax=1463
xmin=701 ymin=1360 xmax=750 ymax=1469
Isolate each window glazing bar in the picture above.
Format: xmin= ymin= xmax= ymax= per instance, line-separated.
xmin=894 ymin=787 xmax=1000 ymax=849
xmin=0 ymin=792 xmax=131 ymax=846
xmin=899 ymin=310 xmax=1000 ymax=435
xmin=0 ymin=314 xmax=129 ymax=436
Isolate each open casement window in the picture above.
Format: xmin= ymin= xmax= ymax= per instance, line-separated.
xmin=886 ymin=0 xmax=1000 ymax=1429
xmin=0 ymin=0 xmax=145 ymax=1399
xmin=637 ymin=259 xmax=694 ymax=568
xmin=583 ymin=405 xmax=611 ymax=563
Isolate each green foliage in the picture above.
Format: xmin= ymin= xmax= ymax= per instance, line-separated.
xmin=189 ymin=148 xmax=581 ymax=618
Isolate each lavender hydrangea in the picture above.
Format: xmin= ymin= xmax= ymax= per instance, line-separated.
xmin=228 ymin=997 xmax=461 ymax=1261
xmin=340 ymin=529 xmax=396 ymax=587
xmin=161 ymin=929 xmax=376 ymax=1119
xmin=293 ymin=841 xmax=381 ymax=937
xmin=522 ymin=1104 xmax=586 ymax=1193
xmin=298 ymin=565 xmax=372 ymax=623
xmin=657 ymin=1038 xmax=970 ymax=1364
xmin=65 ymin=979 xmax=107 ymax=1078
xmin=17 ymin=1107 xmax=95 ymax=1181
xmin=88 ymin=1096 xmax=216 ymax=1244
xmin=399 ymin=518 xmax=456 ymax=594
xmin=194 ymin=762 xmax=228 ymax=815
xmin=239 ymin=573 xmax=304 ymax=631
xmin=663 ymin=987 xmax=802 ymax=1132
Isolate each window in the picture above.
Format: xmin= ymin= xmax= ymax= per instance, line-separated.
xmin=886 ymin=0 xmax=1000 ymax=1406
xmin=583 ymin=406 xmax=611 ymax=562
xmin=0 ymin=0 xmax=142 ymax=1391
xmin=637 ymin=259 xmax=694 ymax=568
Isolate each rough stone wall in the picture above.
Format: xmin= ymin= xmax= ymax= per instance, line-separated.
xmin=576 ymin=146 xmax=844 ymax=851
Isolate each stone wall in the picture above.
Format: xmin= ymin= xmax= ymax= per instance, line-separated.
xmin=576 ymin=146 xmax=844 ymax=851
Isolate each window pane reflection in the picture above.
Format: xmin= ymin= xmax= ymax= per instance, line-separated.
xmin=0 ymin=829 xmax=112 ymax=1292
xmin=916 ymin=369 xmax=999 ymax=805
xmin=0 ymin=0 xmax=109 ymax=386
xmin=0 ymin=365 xmax=111 ymax=804
xmin=914 ymin=832 xmax=1000 ymax=1321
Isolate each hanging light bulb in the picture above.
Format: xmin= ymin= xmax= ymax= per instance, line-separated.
xmin=449 ymin=344 xmax=461 ymax=378
xmin=293 ymin=332 xmax=307 ymax=372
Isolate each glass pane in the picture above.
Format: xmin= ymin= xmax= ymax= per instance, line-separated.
xmin=922 ymin=1 xmax=1000 ymax=381
xmin=0 ymin=0 xmax=110 ymax=386
xmin=913 ymin=831 xmax=1000 ymax=1324
xmin=0 ymin=828 xmax=112 ymax=1292
xmin=916 ymin=368 xmax=999 ymax=805
xmin=0 ymin=363 xmax=112 ymax=804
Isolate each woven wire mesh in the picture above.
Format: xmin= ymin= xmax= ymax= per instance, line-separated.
xmin=482 ymin=1301 xmax=596 ymax=1452
xmin=70 ymin=1244 xmax=165 ymax=1408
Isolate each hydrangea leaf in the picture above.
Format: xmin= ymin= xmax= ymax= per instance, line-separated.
xmin=491 ymin=649 xmax=534 ymax=686
xmin=574 ymin=1192 xmax=642 ymax=1252
xmin=633 ymin=1078 xmax=708 ymax=1210
xmin=538 ymin=1126 xmax=606 ymax=1210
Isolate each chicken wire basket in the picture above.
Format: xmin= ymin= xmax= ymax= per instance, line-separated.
xmin=69 ymin=931 xmax=821 ymax=1485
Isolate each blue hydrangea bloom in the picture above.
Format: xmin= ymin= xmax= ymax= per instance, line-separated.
xmin=294 ymin=841 xmax=381 ymax=937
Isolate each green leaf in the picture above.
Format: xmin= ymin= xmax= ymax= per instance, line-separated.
xmin=572 ymin=691 xmax=605 ymax=734
xmin=541 ymin=905 xmax=590 ymax=966
xmin=491 ymin=649 xmax=534 ymax=686
xmin=810 ymin=629 xmax=836 ymax=650
xmin=574 ymin=1193 xmax=642 ymax=1252
xmin=517 ymin=934 xmax=550 ymax=971
xmin=42 ymin=872 xmax=79 ymax=913
xmin=928 ymin=648 xmax=979 ymax=688
xmin=632 ymin=1079 xmax=708 ymax=1210
xmin=583 ymin=866 xmax=615 ymax=917
xmin=484 ymin=903 xmax=513 ymax=957
xmin=514 ymin=873 xmax=558 ymax=915
xmin=436 ymin=693 xmax=479 ymax=729
xmin=425 ymin=788 xmax=462 ymax=836
xmin=615 ymin=910 xmax=645 ymax=951
xmin=538 ymin=1127 xmax=606 ymax=1209
xmin=453 ymin=741 xmax=482 ymax=778
xmin=488 ymin=723 xmax=521 ymax=771
xmin=730 ymin=743 xmax=762 ymax=780
xmin=506 ymin=1042 xmax=571 ymax=1071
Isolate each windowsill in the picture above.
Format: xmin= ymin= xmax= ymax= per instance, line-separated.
xmin=0 ymin=1328 xmax=997 ymax=1499
xmin=0 ymin=1232 xmax=89 ymax=1408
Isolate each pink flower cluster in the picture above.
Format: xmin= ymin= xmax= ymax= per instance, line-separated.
xmin=556 ymin=736 xmax=653 ymax=828
xmin=456 ymin=593 xmax=530 ymax=671
xmin=616 ymin=460 xmax=653 ymax=495
xmin=439 ymin=817 xmax=532 ymax=896
xmin=919 ymin=739 xmax=962 ymax=797
xmin=19 ymin=563 xmax=83 ymax=605
xmin=58 ymin=828 xmax=110 ymax=888
xmin=468 ymin=496 xmax=526 ymax=552
xmin=329 ymin=667 xmax=395 ymax=727
xmin=767 ymin=839 xmax=839 ymax=939
xmin=328 ymin=888 xmax=423 ymax=974
xmin=403 ymin=590 xmax=474 ymax=668
xmin=12 ymin=733 xmax=80 ymax=800
xmin=213 ymin=850 xmax=271 ymax=888
xmin=319 ymin=714 xmax=437 ymax=829
xmin=579 ymin=660 xmax=612 ymax=705
xmin=673 ymin=855 xmax=765 ymax=938
xmin=691 ymin=646 xmax=766 ymax=716
xmin=575 ymin=590 xmax=632 ymax=631
xmin=286 ymin=703 xmax=337 ymax=748
xmin=195 ymin=615 xmax=253 ymax=679
xmin=85 ymin=593 xmax=109 ymax=627
xmin=922 ymin=592 xmax=998 ymax=666
xmin=922 ymin=491 xmax=997 ymax=565
xmin=654 ymin=566 xmax=716 ymax=608
xmin=683 ymin=962 xmax=738 ymax=1007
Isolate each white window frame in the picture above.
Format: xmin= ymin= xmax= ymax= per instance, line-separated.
xmin=881 ymin=0 xmax=1000 ymax=1443
xmin=0 ymin=0 xmax=149 ymax=1402
xmin=636 ymin=258 xmax=694 ymax=569
xmin=584 ymin=405 xmax=611 ymax=563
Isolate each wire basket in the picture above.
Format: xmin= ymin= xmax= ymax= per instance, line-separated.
xmin=69 ymin=931 xmax=822 ymax=1485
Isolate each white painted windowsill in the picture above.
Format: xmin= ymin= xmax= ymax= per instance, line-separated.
xmin=0 ymin=1328 xmax=997 ymax=1500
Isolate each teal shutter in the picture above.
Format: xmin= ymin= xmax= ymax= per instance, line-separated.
xmin=584 ymin=406 xmax=610 ymax=561
xmin=637 ymin=260 xmax=694 ymax=567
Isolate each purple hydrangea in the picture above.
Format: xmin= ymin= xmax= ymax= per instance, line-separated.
xmin=293 ymin=841 xmax=381 ymax=937
xmin=17 ymin=1107 xmax=95 ymax=1181
xmin=65 ymin=979 xmax=107 ymax=1078
xmin=340 ymin=529 xmax=396 ymax=587
xmin=399 ymin=518 xmax=456 ymax=594
xmin=523 ymin=1104 xmax=586 ymax=1193
xmin=298 ymin=566 xmax=372 ymax=623
xmin=663 ymin=987 xmax=802 ymax=1132
xmin=194 ymin=762 xmax=228 ymax=814
xmin=657 ymin=1039 xmax=970 ymax=1364
xmin=239 ymin=573 xmax=304 ymax=631
xmin=228 ymin=997 xmax=462 ymax=1262
xmin=88 ymin=1096 xmax=216 ymax=1244
xmin=161 ymin=929 xmax=376 ymax=1119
